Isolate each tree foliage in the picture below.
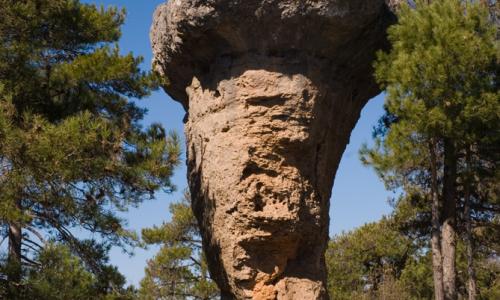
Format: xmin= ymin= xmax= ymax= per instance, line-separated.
xmin=22 ymin=243 xmax=135 ymax=300
xmin=0 ymin=0 xmax=181 ymax=297
xmin=361 ymin=0 xmax=499 ymax=298
xmin=326 ymin=210 xmax=500 ymax=300
xmin=326 ymin=218 xmax=414 ymax=300
xmin=139 ymin=192 xmax=219 ymax=300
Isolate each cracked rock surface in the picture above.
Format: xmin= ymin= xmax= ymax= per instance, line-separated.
xmin=151 ymin=1 xmax=396 ymax=299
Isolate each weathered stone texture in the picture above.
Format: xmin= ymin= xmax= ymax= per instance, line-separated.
xmin=151 ymin=1 xmax=395 ymax=299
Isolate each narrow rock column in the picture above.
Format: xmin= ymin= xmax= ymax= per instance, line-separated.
xmin=151 ymin=1 xmax=395 ymax=299
xmin=185 ymin=57 xmax=366 ymax=299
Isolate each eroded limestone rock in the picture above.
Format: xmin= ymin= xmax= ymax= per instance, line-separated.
xmin=151 ymin=1 xmax=395 ymax=299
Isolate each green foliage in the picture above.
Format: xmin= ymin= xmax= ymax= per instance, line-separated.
xmin=325 ymin=213 xmax=499 ymax=300
xmin=0 ymin=0 xmax=181 ymax=297
xmin=398 ymin=253 xmax=434 ymax=299
xmin=326 ymin=218 xmax=414 ymax=299
xmin=139 ymin=192 xmax=219 ymax=300
xmin=25 ymin=243 xmax=99 ymax=300
xmin=364 ymin=0 xmax=498 ymax=188
xmin=360 ymin=1 xmax=499 ymax=298
xmin=19 ymin=243 xmax=136 ymax=300
xmin=375 ymin=0 xmax=498 ymax=139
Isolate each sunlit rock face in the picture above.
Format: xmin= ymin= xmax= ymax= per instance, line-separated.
xmin=151 ymin=1 xmax=395 ymax=299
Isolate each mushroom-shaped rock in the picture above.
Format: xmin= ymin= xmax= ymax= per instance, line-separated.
xmin=151 ymin=1 xmax=395 ymax=299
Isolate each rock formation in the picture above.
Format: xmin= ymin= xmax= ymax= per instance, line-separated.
xmin=151 ymin=1 xmax=396 ymax=299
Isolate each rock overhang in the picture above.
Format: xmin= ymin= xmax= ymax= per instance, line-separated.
xmin=151 ymin=0 xmax=397 ymax=108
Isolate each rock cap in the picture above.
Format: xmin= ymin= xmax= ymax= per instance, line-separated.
xmin=151 ymin=0 xmax=397 ymax=106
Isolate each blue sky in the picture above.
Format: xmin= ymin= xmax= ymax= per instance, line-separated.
xmin=83 ymin=0 xmax=394 ymax=287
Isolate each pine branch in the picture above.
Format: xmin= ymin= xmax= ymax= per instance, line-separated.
xmin=21 ymin=254 xmax=41 ymax=267
xmin=23 ymin=237 xmax=43 ymax=249
xmin=25 ymin=226 xmax=46 ymax=244
xmin=22 ymin=241 xmax=41 ymax=254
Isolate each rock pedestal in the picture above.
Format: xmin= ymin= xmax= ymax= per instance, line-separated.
xmin=151 ymin=1 xmax=395 ymax=299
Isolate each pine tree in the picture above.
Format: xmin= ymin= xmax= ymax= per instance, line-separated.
xmin=0 ymin=0 xmax=181 ymax=297
xmin=139 ymin=191 xmax=219 ymax=300
xmin=21 ymin=243 xmax=136 ymax=300
xmin=326 ymin=218 xmax=414 ymax=300
xmin=362 ymin=1 xmax=499 ymax=299
xmin=325 ymin=209 xmax=500 ymax=299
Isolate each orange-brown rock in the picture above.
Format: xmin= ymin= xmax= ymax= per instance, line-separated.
xmin=151 ymin=1 xmax=396 ymax=299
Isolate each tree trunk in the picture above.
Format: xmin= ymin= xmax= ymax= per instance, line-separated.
xmin=464 ymin=190 xmax=477 ymax=300
xmin=464 ymin=148 xmax=477 ymax=300
xmin=6 ymin=221 xmax=22 ymax=300
xmin=7 ymin=199 xmax=23 ymax=285
xmin=442 ymin=139 xmax=457 ymax=300
xmin=429 ymin=140 xmax=445 ymax=300
xmin=8 ymin=222 xmax=22 ymax=281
